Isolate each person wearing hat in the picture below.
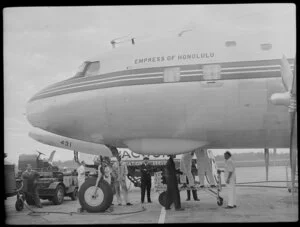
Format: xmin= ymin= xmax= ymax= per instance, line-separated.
xmin=140 ymin=156 xmax=153 ymax=203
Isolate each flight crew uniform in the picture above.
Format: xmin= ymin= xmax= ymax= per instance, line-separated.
xmin=165 ymin=156 xmax=183 ymax=211
xmin=224 ymin=157 xmax=237 ymax=207
xmin=112 ymin=160 xmax=132 ymax=205
xmin=21 ymin=170 xmax=43 ymax=208
xmin=77 ymin=164 xmax=85 ymax=191
xmin=180 ymin=152 xmax=195 ymax=187
xmin=195 ymin=148 xmax=216 ymax=186
xmin=140 ymin=162 xmax=152 ymax=203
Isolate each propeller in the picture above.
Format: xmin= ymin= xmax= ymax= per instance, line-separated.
xmin=270 ymin=55 xmax=297 ymax=197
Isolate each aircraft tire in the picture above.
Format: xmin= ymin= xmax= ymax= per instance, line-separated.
xmin=78 ymin=178 xmax=113 ymax=213
xmin=158 ymin=191 xmax=169 ymax=207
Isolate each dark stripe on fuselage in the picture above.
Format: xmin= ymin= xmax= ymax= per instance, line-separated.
xmin=29 ymin=58 xmax=294 ymax=102
xmin=39 ymin=59 xmax=287 ymax=92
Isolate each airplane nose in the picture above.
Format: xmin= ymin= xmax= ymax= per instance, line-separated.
xmin=26 ymin=79 xmax=65 ymax=130
xmin=26 ymin=94 xmax=50 ymax=129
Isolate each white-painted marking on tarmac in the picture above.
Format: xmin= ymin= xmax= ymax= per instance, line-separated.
xmin=158 ymin=207 xmax=166 ymax=224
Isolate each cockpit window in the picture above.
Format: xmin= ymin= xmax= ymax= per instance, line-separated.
xmin=85 ymin=61 xmax=100 ymax=77
xmin=73 ymin=61 xmax=100 ymax=79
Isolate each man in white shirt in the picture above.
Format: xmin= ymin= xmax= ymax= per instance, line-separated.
xmin=77 ymin=161 xmax=86 ymax=191
xmin=224 ymin=151 xmax=237 ymax=209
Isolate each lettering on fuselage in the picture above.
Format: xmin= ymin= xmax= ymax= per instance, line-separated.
xmin=118 ymin=150 xmax=169 ymax=160
xmin=134 ymin=52 xmax=215 ymax=64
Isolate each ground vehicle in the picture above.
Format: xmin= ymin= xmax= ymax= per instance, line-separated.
xmin=15 ymin=152 xmax=78 ymax=209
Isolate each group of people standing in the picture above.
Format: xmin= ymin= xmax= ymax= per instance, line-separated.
xmin=21 ymin=149 xmax=236 ymax=211
xmin=164 ymin=149 xmax=237 ymax=211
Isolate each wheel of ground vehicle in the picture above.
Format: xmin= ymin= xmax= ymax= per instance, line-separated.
xmin=70 ymin=188 xmax=78 ymax=201
xmin=78 ymin=178 xmax=113 ymax=213
xmin=15 ymin=198 xmax=24 ymax=211
xmin=217 ymin=196 xmax=223 ymax=206
xmin=52 ymin=185 xmax=65 ymax=205
xmin=158 ymin=191 xmax=168 ymax=207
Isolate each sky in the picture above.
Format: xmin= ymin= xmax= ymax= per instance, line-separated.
xmin=4 ymin=4 xmax=295 ymax=165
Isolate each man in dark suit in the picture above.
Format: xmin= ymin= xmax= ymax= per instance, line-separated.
xmin=140 ymin=156 xmax=152 ymax=203
xmin=165 ymin=155 xmax=184 ymax=211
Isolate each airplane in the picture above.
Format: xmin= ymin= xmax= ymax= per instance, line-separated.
xmin=26 ymin=28 xmax=297 ymax=212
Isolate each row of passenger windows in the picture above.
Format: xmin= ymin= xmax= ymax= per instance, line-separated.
xmin=163 ymin=65 xmax=221 ymax=82
xmin=72 ymin=61 xmax=221 ymax=82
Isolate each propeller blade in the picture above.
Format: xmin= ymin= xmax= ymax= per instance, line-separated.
xmin=280 ymin=55 xmax=294 ymax=92
xmin=290 ymin=111 xmax=297 ymax=197
xmin=289 ymin=56 xmax=297 ymax=197
xmin=291 ymin=57 xmax=296 ymax=95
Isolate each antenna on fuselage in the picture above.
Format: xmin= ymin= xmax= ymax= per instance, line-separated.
xmin=178 ymin=29 xmax=193 ymax=37
xmin=110 ymin=35 xmax=136 ymax=48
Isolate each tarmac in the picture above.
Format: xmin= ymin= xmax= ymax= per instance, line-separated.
xmin=4 ymin=185 xmax=298 ymax=224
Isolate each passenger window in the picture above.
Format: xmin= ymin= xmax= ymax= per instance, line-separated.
xmin=203 ymin=64 xmax=221 ymax=80
xmin=163 ymin=67 xmax=180 ymax=83
xmin=85 ymin=61 xmax=100 ymax=77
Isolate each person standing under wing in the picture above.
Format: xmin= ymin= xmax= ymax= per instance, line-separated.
xmin=77 ymin=161 xmax=86 ymax=191
xmin=186 ymin=160 xmax=200 ymax=201
xmin=165 ymin=155 xmax=184 ymax=211
xmin=112 ymin=155 xmax=133 ymax=206
xmin=224 ymin=151 xmax=237 ymax=209
xmin=140 ymin=156 xmax=153 ymax=203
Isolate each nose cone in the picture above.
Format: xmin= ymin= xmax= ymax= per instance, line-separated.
xmin=26 ymin=83 xmax=56 ymax=129
xmin=26 ymin=94 xmax=49 ymax=129
xmin=26 ymin=79 xmax=65 ymax=129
